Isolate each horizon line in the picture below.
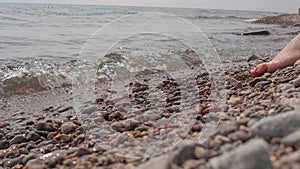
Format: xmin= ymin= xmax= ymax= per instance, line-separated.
xmin=0 ymin=1 xmax=292 ymax=13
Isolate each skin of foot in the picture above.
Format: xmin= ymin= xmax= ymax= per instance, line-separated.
xmin=251 ymin=34 xmax=300 ymax=77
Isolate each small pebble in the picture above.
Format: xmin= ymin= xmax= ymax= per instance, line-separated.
xmin=60 ymin=122 xmax=77 ymax=134
xmin=10 ymin=134 xmax=26 ymax=145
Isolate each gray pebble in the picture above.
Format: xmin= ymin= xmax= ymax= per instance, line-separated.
xmin=36 ymin=122 xmax=54 ymax=132
xmin=278 ymin=83 xmax=295 ymax=93
xmin=60 ymin=122 xmax=77 ymax=134
xmin=5 ymin=131 xmax=21 ymax=140
xmin=208 ymin=139 xmax=272 ymax=169
xmin=58 ymin=105 xmax=73 ymax=113
xmin=3 ymin=156 xmax=23 ymax=168
xmin=251 ymin=110 xmax=300 ymax=137
xmin=282 ymin=130 xmax=300 ymax=147
xmin=25 ymin=158 xmax=47 ymax=169
xmin=81 ymin=106 xmax=97 ymax=115
xmin=10 ymin=134 xmax=26 ymax=145
xmin=0 ymin=140 xmax=9 ymax=150
xmin=171 ymin=140 xmax=197 ymax=165
xmin=249 ymin=77 xmax=267 ymax=87
xmin=215 ymin=121 xmax=238 ymax=136
xmin=19 ymin=147 xmax=29 ymax=155
xmin=291 ymin=77 xmax=300 ymax=88
xmin=22 ymin=153 xmax=38 ymax=165
xmin=26 ymin=131 xmax=41 ymax=141
xmin=111 ymin=119 xmax=139 ymax=132
xmin=26 ymin=142 xmax=37 ymax=151
xmin=75 ymin=147 xmax=92 ymax=157
xmin=35 ymin=130 xmax=50 ymax=137
xmin=47 ymin=132 xmax=57 ymax=139
xmin=40 ymin=150 xmax=67 ymax=167
xmin=228 ymin=131 xmax=249 ymax=142
xmin=254 ymin=81 xmax=270 ymax=89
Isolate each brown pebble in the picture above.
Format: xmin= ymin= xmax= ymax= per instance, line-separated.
xmin=285 ymin=147 xmax=294 ymax=154
xmin=12 ymin=164 xmax=23 ymax=169
xmin=270 ymin=155 xmax=277 ymax=162
xmin=0 ymin=122 xmax=9 ymax=128
xmin=271 ymin=137 xmax=282 ymax=145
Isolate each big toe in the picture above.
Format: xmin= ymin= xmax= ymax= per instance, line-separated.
xmin=251 ymin=63 xmax=268 ymax=77
xmin=250 ymin=61 xmax=281 ymax=77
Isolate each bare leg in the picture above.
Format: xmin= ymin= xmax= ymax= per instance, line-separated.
xmin=251 ymin=34 xmax=300 ymax=77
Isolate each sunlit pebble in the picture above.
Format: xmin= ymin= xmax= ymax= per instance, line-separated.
xmin=270 ymin=155 xmax=277 ymax=162
xmin=285 ymin=147 xmax=294 ymax=154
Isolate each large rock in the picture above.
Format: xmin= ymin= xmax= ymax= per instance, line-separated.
xmin=136 ymin=154 xmax=170 ymax=169
xmin=208 ymin=139 xmax=272 ymax=169
xmin=282 ymin=130 xmax=300 ymax=147
xmin=250 ymin=110 xmax=300 ymax=137
xmin=136 ymin=140 xmax=198 ymax=169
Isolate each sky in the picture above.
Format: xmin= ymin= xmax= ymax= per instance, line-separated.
xmin=0 ymin=0 xmax=298 ymax=13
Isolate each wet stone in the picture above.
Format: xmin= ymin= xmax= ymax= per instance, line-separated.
xmin=22 ymin=153 xmax=38 ymax=165
xmin=47 ymin=132 xmax=57 ymax=139
xmin=3 ymin=156 xmax=23 ymax=168
xmin=26 ymin=142 xmax=37 ymax=151
xmin=75 ymin=147 xmax=92 ymax=157
xmin=25 ymin=159 xmax=47 ymax=169
xmin=40 ymin=150 xmax=67 ymax=167
xmin=36 ymin=122 xmax=54 ymax=132
xmin=19 ymin=147 xmax=29 ymax=155
xmin=247 ymin=54 xmax=259 ymax=62
xmin=26 ymin=131 xmax=41 ymax=141
xmin=111 ymin=119 xmax=139 ymax=132
xmin=35 ymin=130 xmax=50 ymax=138
xmin=58 ymin=106 xmax=73 ymax=113
xmin=60 ymin=122 xmax=77 ymax=134
xmin=55 ymin=134 xmax=73 ymax=143
xmin=24 ymin=121 xmax=35 ymax=127
xmin=81 ymin=106 xmax=97 ymax=115
xmin=5 ymin=131 xmax=22 ymax=140
xmin=10 ymin=134 xmax=26 ymax=145
xmin=0 ymin=140 xmax=9 ymax=150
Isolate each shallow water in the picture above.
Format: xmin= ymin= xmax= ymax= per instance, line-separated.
xmin=0 ymin=3 xmax=296 ymax=95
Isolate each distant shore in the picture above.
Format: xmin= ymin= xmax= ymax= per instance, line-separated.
xmin=253 ymin=14 xmax=300 ymax=26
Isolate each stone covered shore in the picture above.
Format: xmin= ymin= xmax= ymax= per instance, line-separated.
xmin=253 ymin=14 xmax=300 ymax=26
xmin=0 ymin=56 xmax=299 ymax=169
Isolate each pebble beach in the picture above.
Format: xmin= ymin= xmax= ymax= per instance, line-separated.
xmin=1 ymin=7 xmax=300 ymax=169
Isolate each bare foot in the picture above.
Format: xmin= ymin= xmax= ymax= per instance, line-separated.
xmin=251 ymin=34 xmax=300 ymax=77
